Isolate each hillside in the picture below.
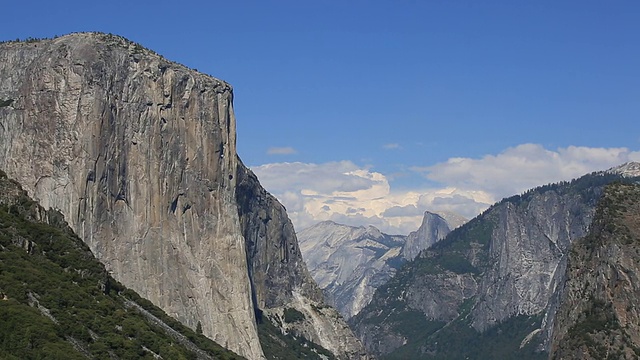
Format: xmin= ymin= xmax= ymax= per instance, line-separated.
xmin=298 ymin=211 xmax=458 ymax=320
xmin=350 ymin=168 xmax=640 ymax=359
xmin=550 ymin=182 xmax=640 ymax=359
xmin=0 ymin=33 xmax=367 ymax=360
xmin=0 ymin=169 xmax=243 ymax=359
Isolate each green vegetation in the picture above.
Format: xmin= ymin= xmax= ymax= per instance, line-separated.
xmin=556 ymin=183 xmax=640 ymax=358
xmin=562 ymin=296 xmax=632 ymax=359
xmin=434 ymin=213 xmax=494 ymax=251
xmin=384 ymin=314 xmax=545 ymax=360
xmin=0 ymin=99 xmax=13 ymax=107
xmin=0 ymin=171 xmax=243 ymax=359
xmin=119 ymin=288 xmax=244 ymax=360
xmin=503 ymin=171 xmax=638 ymax=209
xmin=567 ymin=299 xmax=620 ymax=341
xmin=390 ymin=311 xmax=444 ymax=340
xmin=413 ymin=252 xmax=479 ymax=275
xmin=255 ymin=311 xmax=335 ymax=360
xmin=283 ymin=307 xmax=306 ymax=323
xmin=354 ymin=171 xmax=640 ymax=360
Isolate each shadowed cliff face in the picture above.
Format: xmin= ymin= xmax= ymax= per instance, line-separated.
xmin=0 ymin=33 xmax=367 ymax=360
xmin=236 ymin=165 xmax=370 ymax=359
xmin=550 ymin=183 xmax=640 ymax=359
xmin=236 ymin=162 xmax=323 ymax=309
xmin=350 ymin=172 xmax=628 ymax=358
xmin=297 ymin=212 xmax=457 ymax=321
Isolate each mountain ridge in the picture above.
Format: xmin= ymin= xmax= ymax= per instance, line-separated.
xmin=0 ymin=169 xmax=245 ymax=359
xmin=350 ymin=167 xmax=640 ymax=358
xmin=550 ymin=181 xmax=640 ymax=359
xmin=298 ymin=211 xmax=462 ymax=319
xmin=0 ymin=32 xmax=367 ymax=360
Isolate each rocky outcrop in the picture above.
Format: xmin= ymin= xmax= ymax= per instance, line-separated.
xmin=401 ymin=211 xmax=452 ymax=260
xmin=298 ymin=221 xmax=406 ymax=319
xmin=351 ymin=170 xmax=635 ymax=358
xmin=299 ymin=212 xmax=463 ymax=320
xmin=550 ymin=183 xmax=640 ymax=359
xmin=0 ymin=33 xmax=366 ymax=360
xmin=608 ymin=161 xmax=640 ymax=177
xmin=236 ymin=165 xmax=368 ymax=359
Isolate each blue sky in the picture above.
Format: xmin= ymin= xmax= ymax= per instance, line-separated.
xmin=3 ymin=1 xmax=639 ymax=234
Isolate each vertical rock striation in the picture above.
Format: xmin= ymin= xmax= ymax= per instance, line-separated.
xmin=0 ymin=33 xmax=263 ymax=358
xmin=236 ymin=167 xmax=369 ymax=359
xmin=351 ymin=171 xmax=634 ymax=358
xmin=550 ymin=183 xmax=640 ymax=359
xmin=0 ymin=33 xmax=368 ymax=359
xmin=401 ymin=211 xmax=453 ymax=260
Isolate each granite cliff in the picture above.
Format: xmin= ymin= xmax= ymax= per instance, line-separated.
xmin=0 ymin=33 xmax=366 ymax=359
xmin=350 ymin=167 xmax=640 ymax=359
xmin=401 ymin=211 xmax=457 ymax=260
xmin=236 ymin=165 xmax=368 ymax=359
xmin=298 ymin=221 xmax=406 ymax=320
xmin=0 ymin=169 xmax=245 ymax=359
xmin=550 ymin=182 xmax=640 ymax=359
xmin=298 ymin=211 xmax=460 ymax=320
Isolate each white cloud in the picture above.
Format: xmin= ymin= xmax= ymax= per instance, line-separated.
xmin=383 ymin=143 xmax=400 ymax=150
xmin=252 ymin=161 xmax=421 ymax=234
xmin=267 ymin=147 xmax=297 ymax=155
xmin=251 ymin=145 xmax=640 ymax=235
xmin=419 ymin=144 xmax=640 ymax=200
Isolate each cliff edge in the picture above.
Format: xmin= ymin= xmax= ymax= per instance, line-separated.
xmin=0 ymin=33 xmax=366 ymax=359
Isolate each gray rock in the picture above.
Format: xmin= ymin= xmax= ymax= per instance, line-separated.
xmin=236 ymin=166 xmax=369 ymax=359
xmin=607 ymin=161 xmax=640 ymax=177
xmin=401 ymin=211 xmax=452 ymax=260
xmin=550 ymin=183 xmax=640 ymax=359
xmin=0 ymin=33 xmax=367 ymax=360
xmin=351 ymin=171 xmax=629 ymax=357
xmin=298 ymin=211 xmax=463 ymax=320
xmin=298 ymin=221 xmax=406 ymax=319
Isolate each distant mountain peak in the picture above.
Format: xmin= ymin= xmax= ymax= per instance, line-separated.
xmin=607 ymin=161 xmax=640 ymax=177
xmin=431 ymin=210 xmax=467 ymax=229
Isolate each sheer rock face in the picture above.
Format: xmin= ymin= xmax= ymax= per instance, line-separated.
xmin=550 ymin=183 xmax=640 ymax=360
xmin=236 ymin=163 xmax=323 ymax=309
xmin=350 ymin=174 xmax=615 ymax=357
xmin=298 ymin=221 xmax=406 ymax=320
xmin=235 ymin=166 xmax=370 ymax=359
xmin=0 ymin=33 xmax=367 ymax=360
xmin=472 ymin=190 xmax=595 ymax=332
xmin=0 ymin=33 xmax=262 ymax=359
xmin=298 ymin=212 xmax=461 ymax=321
xmin=401 ymin=211 xmax=452 ymax=260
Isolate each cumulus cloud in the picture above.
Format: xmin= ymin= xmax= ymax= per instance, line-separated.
xmin=252 ymin=161 xmax=420 ymax=234
xmin=252 ymin=145 xmax=640 ymax=235
xmin=382 ymin=205 xmax=423 ymax=217
xmin=267 ymin=147 xmax=297 ymax=155
xmin=417 ymin=144 xmax=640 ymax=200
xmin=253 ymin=161 xmax=381 ymax=194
